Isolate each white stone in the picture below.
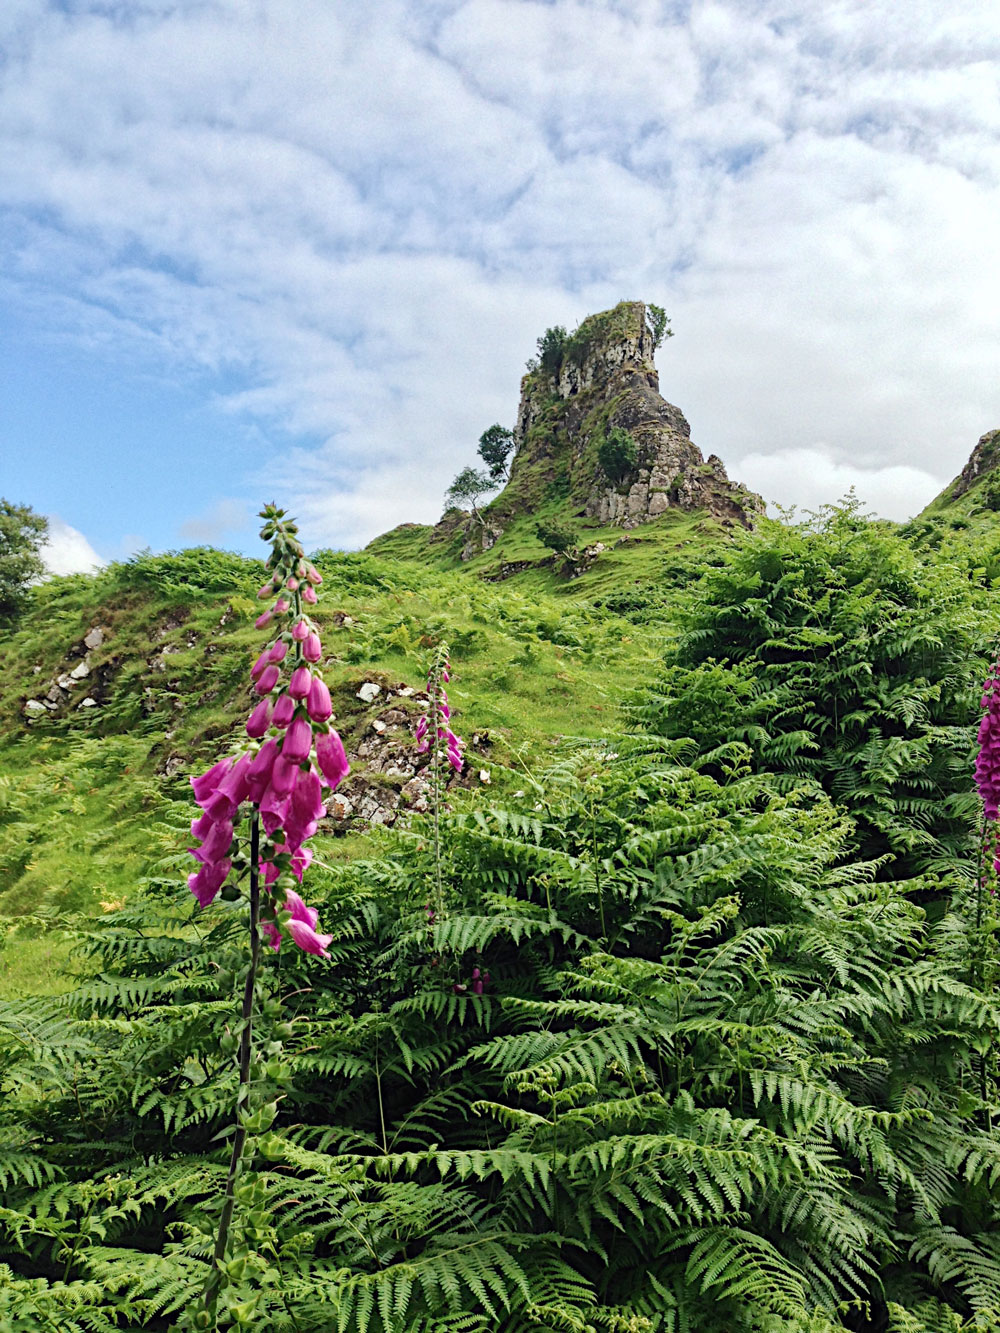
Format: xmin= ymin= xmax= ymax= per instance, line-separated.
xmin=79 ymin=697 xmax=98 ymax=708
xmin=70 ymin=659 xmax=90 ymax=680
xmin=327 ymin=794 xmax=353 ymax=821
xmin=479 ymin=769 xmax=491 ymax=784
xmin=84 ymin=628 xmax=104 ymax=649
xmin=396 ymin=686 xmax=415 ymax=697
xmin=57 ymin=674 xmax=76 ymax=690
xmin=371 ymin=719 xmax=387 ymax=734
xmin=24 ymin=699 xmax=46 ymax=714
xmin=357 ymin=682 xmax=381 ymax=703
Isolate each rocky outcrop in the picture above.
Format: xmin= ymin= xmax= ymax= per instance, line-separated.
xmin=950 ymin=428 xmax=1000 ymax=501
xmin=504 ymin=300 xmax=762 ymax=530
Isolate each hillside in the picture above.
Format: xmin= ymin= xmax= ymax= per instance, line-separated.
xmin=4 ymin=317 xmax=1000 ymax=1331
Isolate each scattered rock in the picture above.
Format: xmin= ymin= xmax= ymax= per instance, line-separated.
xmin=57 ymin=674 xmax=76 ymax=690
xmin=395 ymin=686 xmax=415 ymax=697
xmin=357 ymin=682 xmax=381 ymax=703
xmin=69 ymin=659 xmax=90 ymax=680
xmin=84 ymin=627 xmax=105 ymax=650
xmin=401 ymin=776 xmax=430 ymax=811
xmin=357 ymin=789 xmax=400 ymax=825
xmin=479 ymin=769 xmax=491 ymax=784
xmin=378 ymin=709 xmax=408 ymax=726
xmin=79 ymin=697 xmax=98 ymax=709
xmin=371 ymin=719 xmax=387 ymax=735
xmin=24 ymin=700 xmax=46 ymax=715
xmin=326 ymin=793 xmax=354 ymax=822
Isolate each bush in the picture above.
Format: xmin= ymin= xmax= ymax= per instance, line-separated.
xmin=535 ymin=518 xmax=579 ymax=556
xmin=598 ymin=427 xmax=638 ymax=483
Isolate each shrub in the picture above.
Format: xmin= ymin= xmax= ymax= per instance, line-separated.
xmin=598 ymin=426 xmax=638 ymax=482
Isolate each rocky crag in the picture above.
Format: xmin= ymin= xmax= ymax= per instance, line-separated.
xmin=943 ymin=428 xmax=1000 ymax=503
xmin=462 ymin=301 xmax=762 ymax=557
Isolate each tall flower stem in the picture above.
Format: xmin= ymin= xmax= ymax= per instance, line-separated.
xmin=203 ymin=811 xmax=260 ymax=1319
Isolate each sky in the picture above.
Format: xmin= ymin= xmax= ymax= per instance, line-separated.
xmin=2 ymin=0 xmax=999 ymax=573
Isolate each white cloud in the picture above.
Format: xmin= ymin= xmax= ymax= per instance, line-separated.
xmin=179 ymin=498 xmax=252 ymax=544
xmin=733 ymin=447 xmax=941 ymax=522
xmin=1 ymin=0 xmax=1000 ymax=542
xmin=41 ymin=516 xmax=104 ymax=576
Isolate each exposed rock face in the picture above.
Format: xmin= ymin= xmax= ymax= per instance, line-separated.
xmin=950 ymin=428 xmax=1000 ymax=500
xmin=505 ymin=300 xmax=762 ymax=530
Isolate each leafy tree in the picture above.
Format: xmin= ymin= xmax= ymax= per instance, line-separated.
xmin=0 ymin=499 xmax=48 ymax=622
xmin=646 ymin=302 xmax=672 ymax=350
xmin=598 ymin=426 xmax=638 ymax=482
xmin=535 ymin=325 xmax=567 ymax=373
xmin=444 ymin=466 xmax=497 ymax=524
xmin=477 ymin=424 xmax=515 ymax=484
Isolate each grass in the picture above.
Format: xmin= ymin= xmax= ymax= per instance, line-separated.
xmin=0 ymin=504 xmax=736 ymax=996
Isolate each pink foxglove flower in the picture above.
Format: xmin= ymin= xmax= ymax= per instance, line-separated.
xmin=977 ymin=661 xmax=1000 ymax=822
xmin=292 ymin=769 xmax=325 ymax=824
xmin=282 ymin=716 xmax=313 ymax=763
xmin=289 ymin=665 xmax=312 ymax=699
xmin=255 ymin=663 xmax=280 ymax=695
xmin=188 ymin=504 xmax=349 ymax=958
xmin=188 ymin=857 xmax=232 ymax=908
xmin=246 ymin=699 xmax=271 ymax=739
xmin=316 ymin=730 xmax=349 ymax=788
xmin=269 ymin=752 xmax=300 ymax=797
xmin=250 ymin=648 xmax=271 ymax=681
xmin=307 ymin=677 xmax=332 ymax=723
xmin=287 ymin=917 xmax=333 ymax=956
xmin=195 ymin=818 xmax=235 ymax=864
xmin=271 ymin=692 xmax=296 ymax=728
xmin=191 ymin=758 xmax=231 ymax=804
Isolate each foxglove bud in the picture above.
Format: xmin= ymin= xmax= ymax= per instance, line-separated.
xmin=289 ymin=665 xmax=312 ymax=699
xmin=271 ymin=692 xmax=296 ymax=728
xmin=256 ymin=663 xmax=280 ymax=695
xmin=307 ymin=676 xmax=332 ymax=722
xmin=246 ymin=699 xmax=271 ymax=738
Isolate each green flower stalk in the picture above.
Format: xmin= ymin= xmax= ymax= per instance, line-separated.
xmin=186 ymin=503 xmax=349 ymax=1329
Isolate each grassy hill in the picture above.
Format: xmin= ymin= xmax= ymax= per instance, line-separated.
xmin=0 ymin=513 xmax=727 ymax=996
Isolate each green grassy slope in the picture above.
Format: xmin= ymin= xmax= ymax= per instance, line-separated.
xmin=0 ymin=523 xmax=725 ymax=994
